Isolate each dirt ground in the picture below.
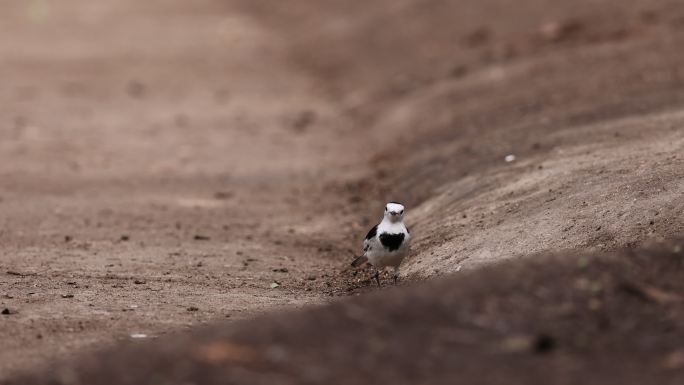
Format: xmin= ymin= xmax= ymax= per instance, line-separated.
xmin=1 ymin=0 xmax=684 ymax=383
xmin=12 ymin=242 xmax=684 ymax=385
xmin=0 ymin=0 xmax=370 ymax=377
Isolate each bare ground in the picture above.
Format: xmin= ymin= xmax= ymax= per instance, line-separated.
xmin=1 ymin=0 xmax=684 ymax=383
xmin=0 ymin=0 xmax=367 ymax=376
xmin=11 ymin=241 xmax=684 ymax=385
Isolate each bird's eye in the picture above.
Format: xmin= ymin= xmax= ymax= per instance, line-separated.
xmin=385 ymin=207 xmax=388 ymax=212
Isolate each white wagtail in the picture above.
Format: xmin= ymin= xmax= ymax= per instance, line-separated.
xmin=351 ymin=202 xmax=411 ymax=287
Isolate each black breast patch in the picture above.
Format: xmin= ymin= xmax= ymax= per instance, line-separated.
xmin=365 ymin=225 xmax=378 ymax=240
xmin=379 ymin=232 xmax=405 ymax=252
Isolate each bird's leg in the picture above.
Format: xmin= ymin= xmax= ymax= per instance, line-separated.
xmin=393 ymin=267 xmax=400 ymax=285
xmin=372 ymin=269 xmax=381 ymax=288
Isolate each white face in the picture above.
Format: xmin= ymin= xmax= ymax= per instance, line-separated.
xmin=384 ymin=202 xmax=405 ymax=222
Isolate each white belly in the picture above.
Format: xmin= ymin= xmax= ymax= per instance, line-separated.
xmin=367 ymin=241 xmax=409 ymax=268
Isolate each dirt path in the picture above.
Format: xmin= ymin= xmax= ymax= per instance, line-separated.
xmin=0 ymin=0 xmax=372 ymax=377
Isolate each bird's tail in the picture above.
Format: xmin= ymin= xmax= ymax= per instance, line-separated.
xmin=351 ymin=255 xmax=368 ymax=267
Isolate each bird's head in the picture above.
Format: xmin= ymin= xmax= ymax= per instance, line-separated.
xmin=384 ymin=202 xmax=405 ymax=223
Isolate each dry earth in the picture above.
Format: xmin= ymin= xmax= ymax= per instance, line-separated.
xmin=12 ymin=242 xmax=684 ymax=385
xmin=0 ymin=0 xmax=370 ymax=377
xmin=1 ymin=0 xmax=683 ymax=383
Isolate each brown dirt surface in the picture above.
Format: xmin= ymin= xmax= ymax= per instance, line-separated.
xmin=247 ymin=0 xmax=684 ymax=276
xmin=0 ymin=0 xmax=367 ymax=377
xmin=10 ymin=241 xmax=684 ymax=385
xmin=1 ymin=0 xmax=684 ymax=383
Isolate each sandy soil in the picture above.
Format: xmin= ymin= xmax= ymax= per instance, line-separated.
xmin=1 ymin=0 xmax=684 ymax=383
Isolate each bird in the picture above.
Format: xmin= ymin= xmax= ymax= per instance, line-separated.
xmin=351 ymin=202 xmax=411 ymax=287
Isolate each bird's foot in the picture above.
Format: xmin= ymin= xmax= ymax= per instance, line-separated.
xmin=372 ymin=271 xmax=381 ymax=288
